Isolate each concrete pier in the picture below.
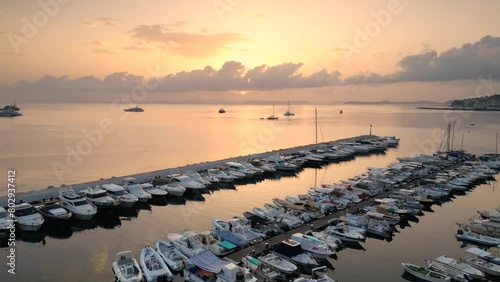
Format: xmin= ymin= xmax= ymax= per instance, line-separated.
xmin=0 ymin=135 xmax=370 ymax=206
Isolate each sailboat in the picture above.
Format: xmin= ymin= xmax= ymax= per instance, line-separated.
xmin=284 ymin=100 xmax=295 ymax=116
xmin=267 ymin=103 xmax=278 ymax=120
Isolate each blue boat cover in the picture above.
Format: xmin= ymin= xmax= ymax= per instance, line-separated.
xmin=218 ymin=240 xmax=237 ymax=250
xmin=189 ymin=251 xmax=229 ymax=273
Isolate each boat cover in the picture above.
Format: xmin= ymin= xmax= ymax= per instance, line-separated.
xmin=466 ymin=247 xmax=492 ymax=257
xmin=189 ymin=251 xmax=229 ymax=273
xmin=274 ymin=240 xmax=304 ymax=257
xmin=218 ymin=240 xmax=237 ymax=250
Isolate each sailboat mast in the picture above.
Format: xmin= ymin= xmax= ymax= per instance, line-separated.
xmin=496 ymin=132 xmax=498 ymax=154
xmin=315 ymin=108 xmax=318 ymax=149
xmin=446 ymin=122 xmax=451 ymax=152
xmin=451 ymin=121 xmax=456 ymax=150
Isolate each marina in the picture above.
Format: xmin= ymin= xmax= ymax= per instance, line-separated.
xmin=2 ymin=2 xmax=500 ymax=281
xmin=1 ymin=130 xmax=499 ymax=281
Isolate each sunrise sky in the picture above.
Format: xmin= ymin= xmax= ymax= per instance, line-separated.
xmin=1 ymin=0 xmax=499 ymax=103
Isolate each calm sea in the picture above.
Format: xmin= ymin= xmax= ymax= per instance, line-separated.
xmin=0 ymin=103 xmax=499 ymax=281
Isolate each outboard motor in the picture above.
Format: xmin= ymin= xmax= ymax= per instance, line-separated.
xmin=236 ymin=270 xmax=245 ymax=282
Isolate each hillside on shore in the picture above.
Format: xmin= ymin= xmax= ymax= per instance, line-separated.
xmin=450 ymin=94 xmax=500 ymax=109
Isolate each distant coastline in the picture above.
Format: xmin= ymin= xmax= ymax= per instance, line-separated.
xmin=417 ymin=94 xmax=500 ymax=111
xmin=342 ymin=100 xmax=443 ymax=105
xmin=415 ymin=106 xmax=500 ymax=111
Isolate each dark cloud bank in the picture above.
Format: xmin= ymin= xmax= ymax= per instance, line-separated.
xmin=1 ymin=36 xmax=499 ymax=100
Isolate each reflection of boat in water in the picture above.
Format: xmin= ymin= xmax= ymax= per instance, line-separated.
xmin=95 ymin=212 xmax=122 ymax=229
xmin=42 ymin=221 xmax=74 ymax=239
xmin=17 ymin=229 xmax=46 ymax=244
xmin=115 ymin=206 xmax=139 ymax=219
xmin=166 ymin=197 xmax=187 ymax=205
xmin=215 ymin=182 xmax=237 ymax=190
xmin=135 ymin=202 xmax=152 ymax=212
xmin=184 ymin=192 xmax=206 ymax=202
xmin=69 ymin=218 xmax=98 ymax=232
xmin=124 ymin=106 xmax=144 ymax=112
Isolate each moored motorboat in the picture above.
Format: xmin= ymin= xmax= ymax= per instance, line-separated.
xmin=168 ymin=174 xmax=206 ymax=192
xmin=167 ymin=231 xmax=206 ymax=258
xmin=36 ymin=203 xmax=72 ymax=221
xmin=186 ymin=171 xmax=212 ymax=187
xmin=242 ymin=256 xmax=285 ymax=281
xmin=111 ymin=250 xmax=143 ymax=282
xmin=207 ymin=169 xmax=236 ymax=183
xmin=305 ymin=230 xmax=342 ymax=251
xmin=59 ymin=187 xmax=97 ymax=220
xmin=463 ymin=247 xmax=500 ymax=276
xmin=365 ymin=211 xmax=400 ymax=224
xmin=81 ymin=186 xmax=120 ymax=211
xmin=401 ymin=262 xmax=451 ymax=281
xmin=152 ymin=178 xmax=186 ymax=197
xmin=213 ymin=219 xmax=264 ymax=245
xmin=196 ymin=230 xmax=237 ymax=256
xmin=258 ymin=252 xmax=298 ymax=274
xmin=273 ymin=239 xmax=319 ymax=267
xmin=455 ymin=224 xmax=500 ymax=246
xmin=123 ymin=178 xmax=152 ymax=202
xmin=102 ymin=183 xmax=139 ymax=207
xmin=323 ymin=224 xmax=365 ymax=243
xmin=225 ymin=162 xmax=256 ymax=179
xmin=479 ymin=209 xmax=500 ymax=223
xmin=141 ymin=183 xmax=169 ymax=199
xmin=425 ymin=259 xmax=468 ymax=282
xmin=276 ymin=211 xmax=303 ymax=230
xmin=217 ymin=263 xmax=257 ymax=282
xmin=291 ymin=233 xmax=335 ymax=258
xmin=435 ymin=255 xmax=485 ymax=280
xmin=292 ymin=266 xmax=335 ymax=282
xmin=0 ymin=207 xmax=10 ymax=234
xmin=155 ymin=240 xmax=189 ymax=272
xmin=140 ymin=246 xmax=173 ymax=282
xmin=184 ymin=251 xmax=256 ymax=282
xmin=14 ymin=203 xmax=45 ymax=231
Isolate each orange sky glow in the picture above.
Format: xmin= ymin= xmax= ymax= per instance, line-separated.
xmin=1 ymin=0 xmax=499 ymax=102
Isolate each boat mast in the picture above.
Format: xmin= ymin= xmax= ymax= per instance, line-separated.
xmin=496 ymin=132 xmax=498 ymax=154
xmin=446 ymin=122 xmax=451 ymax=152
xmin=315 ymin=108 xmax=318 ymax=149
xmin=461 ymin=133 xmax=464 ymax=151
xmin=451 ymin=121 xmax=456 ymax=150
